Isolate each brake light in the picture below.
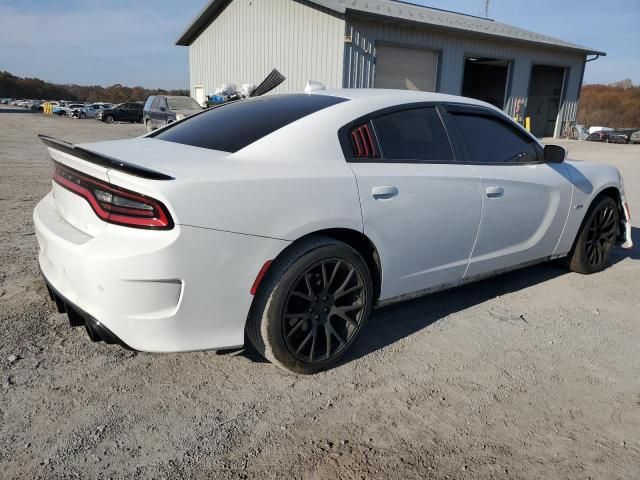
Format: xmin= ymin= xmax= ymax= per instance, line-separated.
xmin=52 ymin=162 xmax=173 ymax=229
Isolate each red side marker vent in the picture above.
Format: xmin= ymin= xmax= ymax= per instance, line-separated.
xmin=350 ymin=124 xmax=377 ymax=158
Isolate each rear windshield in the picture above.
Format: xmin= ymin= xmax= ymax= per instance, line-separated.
xmin=151 ymin=94 xmax=348 ymax=153
xmin=167 ymin=96 xmax=202 ymax=111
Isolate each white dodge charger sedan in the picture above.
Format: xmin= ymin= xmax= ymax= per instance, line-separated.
xmin=34 ymin=89 xmax=633 ymax=373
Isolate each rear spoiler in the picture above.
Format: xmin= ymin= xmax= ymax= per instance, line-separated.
xmin=38 ymin=134 xmax=174 ymax=180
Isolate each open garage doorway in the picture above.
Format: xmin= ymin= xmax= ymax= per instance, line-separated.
xmin=526 ymin=65 xmax=566 ymax=137
xmin=461 ymin=57 xmax=510 ymax=109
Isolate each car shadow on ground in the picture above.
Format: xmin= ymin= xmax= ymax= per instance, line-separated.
xmin=341 ymin=226 xmax=640 ymax=367
xmin=237 ymin=227 xmax=639 ymax=369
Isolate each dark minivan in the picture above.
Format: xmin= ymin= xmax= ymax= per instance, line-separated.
xmin=143 ymin=95 xmax=204 ymax=132
xmin=96 ymin=102 xmax=144 ymax=124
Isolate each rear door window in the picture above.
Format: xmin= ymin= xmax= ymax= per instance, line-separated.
xmin=152 ymin=94 xmax=348 ymax=153
xmin=450 ymin=112 xmax=541 ymax=163
xmin=372 ymin=107 xmax=453 ymax=162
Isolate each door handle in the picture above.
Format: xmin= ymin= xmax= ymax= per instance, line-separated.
xmin=485 ymin=186 xmax=504 ymax=198
xmin=371 ymin=185 xmax=398 ymax=200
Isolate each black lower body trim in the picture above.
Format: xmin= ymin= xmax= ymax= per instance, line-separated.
xmin=42 ymin=274 xmax=135 ymax=351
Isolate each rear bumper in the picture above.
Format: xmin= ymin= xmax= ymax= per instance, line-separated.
xmin=34 ymin=192 xmax=290 ymax=352
xmin=43 ymin=275 xmax=133 ymax=349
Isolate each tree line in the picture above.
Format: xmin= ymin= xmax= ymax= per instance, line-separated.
xmin=577 ymin=79 xmax=640 ymax=128
xmin=0 ymin=71 xmax=189 ymax=104
xmin=2 ymin=71 xmax=638 ymax=128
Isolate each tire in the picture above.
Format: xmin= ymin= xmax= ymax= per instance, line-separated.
xmin=564 ymin=196 xmax=619 ymax=274
xmin=246 ymin=236 xmax=373 ymax=374
xmin=137 ymin=115 xmax=143 ymax=123
xmin=145 ymin=120 xmax=153 ymax=133
xmin=104 ymin=115 xmax=114 ymax=124
xmin=79 ymin=112 xmax=86 ymax=119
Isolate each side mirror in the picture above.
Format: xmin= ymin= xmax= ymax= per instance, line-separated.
xmin=544 ymin=144 xmax=566 ymax=163
xmin=159 ymin=107 xmax=166 ymax=112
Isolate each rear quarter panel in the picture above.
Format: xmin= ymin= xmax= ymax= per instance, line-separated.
xmin=104 ymin=141 xmax=363 ymax=241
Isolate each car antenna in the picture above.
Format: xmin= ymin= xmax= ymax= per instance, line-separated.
xmin=304 ymin=80 xmax=326 ymax=93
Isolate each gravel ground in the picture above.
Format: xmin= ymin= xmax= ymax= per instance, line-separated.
xmin=1 ymin=105 xmax=639 ymax=479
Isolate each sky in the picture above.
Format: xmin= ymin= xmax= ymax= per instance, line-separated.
xmin=0 ymin=0 xmax=638 ymax=90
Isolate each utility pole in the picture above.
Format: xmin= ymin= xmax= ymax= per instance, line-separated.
xmin=482 ymin=0 xmax=490 ymax=18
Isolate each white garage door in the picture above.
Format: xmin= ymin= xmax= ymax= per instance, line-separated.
xmin=374 ymin=44 xmax=438 ymax=91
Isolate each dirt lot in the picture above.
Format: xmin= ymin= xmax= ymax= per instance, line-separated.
xmin=1 ymin=106 xmax=639 ymax=479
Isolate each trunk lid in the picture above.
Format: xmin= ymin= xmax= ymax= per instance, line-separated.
xmin=42 ymin=136 xmax=229 ymax=234
xmin=76 ymin=137 xmax=229 ymax=179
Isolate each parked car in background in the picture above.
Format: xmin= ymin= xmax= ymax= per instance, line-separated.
xmin=609 ymin=129 xmax=638 ymax=144
xmin=34 ymin=89 xmax=633 ymax=373
xmin=587 ymin=130 xmax=615 ymax=143
xmin=72 ymin=103 xmax=113 ymax=119
xmin=630 ymin=130 xmax=640 ymax=144
xmin=588 ymin=126 xmax=614 ymax=135
xmin=96 ymin=102 xmax=144 ymax=123
xmin=57 ymin=103 xmax=86 ymax=116
xmin=143 ymin=95 xmax=204 ymax=132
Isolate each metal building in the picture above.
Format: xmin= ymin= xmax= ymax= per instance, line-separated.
xmin=176 ymin=0 xmax=604 ymax=138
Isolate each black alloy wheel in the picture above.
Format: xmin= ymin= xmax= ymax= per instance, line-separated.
xmin=282 ymin=258 xmax=366 ymax=363
xmin=584 ymin=202 xmax=618 ymax=268
xmin=564 ymin=196 xmax=619 ymax=274
xmin=246 ymin=236 xmax=373 ymax=374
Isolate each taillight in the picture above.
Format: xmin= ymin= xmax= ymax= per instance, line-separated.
xmin=52 ymin=162 xmax=173 ymax=229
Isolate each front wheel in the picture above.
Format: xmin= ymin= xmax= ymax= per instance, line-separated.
xmin=246 ymin=236 xmax=373 ymax=374
xmin=564 ymin=196 xmax=619 ymax=274
xmin=145 ymin=120 xmax=153 ymax=133
xmin=104 ymin=115 xmax=114 ymax=124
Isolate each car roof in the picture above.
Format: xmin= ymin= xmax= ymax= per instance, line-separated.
xmin=312 ymin=88 xmax=487 ymax=103
xmin=310 ymin=88 xmax=502 ymax=113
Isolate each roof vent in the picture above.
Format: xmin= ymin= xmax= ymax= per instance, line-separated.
xmin=304 ymin=80 xmax=326 ymax=93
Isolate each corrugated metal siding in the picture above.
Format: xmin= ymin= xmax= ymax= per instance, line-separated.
xmin=189 ymin=0 xmax=345 ymax=96
xmin=344 ymin=17 xmax=586 ymax=137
